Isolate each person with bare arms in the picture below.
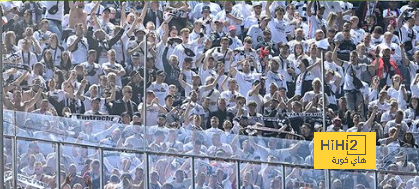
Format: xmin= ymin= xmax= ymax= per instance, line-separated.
xmin=68 ymin=1 xmax=88 ymax=31
xmin=4 ymin=82 xmax=42 ymax=112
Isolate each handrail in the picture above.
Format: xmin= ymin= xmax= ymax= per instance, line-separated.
xmin=4 ymin=134 xmax=419 ymax=178
xmin=4 ymin=109 xmax=419 ymax=189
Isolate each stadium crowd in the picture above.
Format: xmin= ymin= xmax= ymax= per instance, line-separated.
xmin=2 ymin=0 xmax=419 ymax=189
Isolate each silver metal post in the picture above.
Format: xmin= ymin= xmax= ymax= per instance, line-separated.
xmin=235 ymin=160 xmax=240 ymax=189
xmin=374 ymin=171 xmax=379 ymax=189
xmin=56 ymin=143 xmax=61 ymax=189
xmin=99 ymin=148 xmax=104 ymax=189
xmin=142 ymin=33 xmax=149 ymax=189
xmin=325 ymin=169 xmax=331 ymax=189
xmin=281 ymin=165 xmax=286 ymax=189
xmin=142 ymin=33 xmax=148 ymax=152
xmin=320 ymin=49 xmax=331 ymax=189
xmin=191 ymin=157 xmax=195 ymax=189
xmin=144 ymin=153 xmax=150 ymax=189
xmin=12 ymin=111 xmax=17 ymax=188
xmin=0 ymin=8 xmax=5 ymax=187
xmin=11 ymin=137 xmax=17 ymax=188
xmin=321 ymin=50 xmax=326 ymax=132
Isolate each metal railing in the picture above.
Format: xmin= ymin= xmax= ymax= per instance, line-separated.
xmin=2 ymin=109 xmax=419 ymax=189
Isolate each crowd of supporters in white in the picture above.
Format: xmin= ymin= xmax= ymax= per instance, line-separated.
xmin=3 ymin=0 xmax=419 ymax=189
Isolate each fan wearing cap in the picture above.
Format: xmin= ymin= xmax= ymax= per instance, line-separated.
xmin=247 ymin=15 xmax=271 ymax=49
xmin=91 ymin=3 xmax=115 ymax=36
xmin=126 ymin=70 xmax=144 ymax=105
xmin=399 ymin=10 xmax=417 ymax=56
xmin=209 ymin=19 xmax=228 ymax=47
xmin=192 ymin=2 xmax=221 ymax=19
xmin=124 ymin=53 xmax=143 ymax=80
xmin=127 ymin=27 xmax=147 ymax=56
xmin=147 ymin=70 xmax=170 ymax=106
xmin=245 ymin=101 xmax=264 ymax=125
xmin=243 ymin=2 xmax=264 ymax=34
xmin=306 ymin=1 xmax=326 ymax=39
xmin=196 ymin=5 xmax=214 ymax=35
xmin=255 ymin=29 xmax=274 ymax=51
xmin=228 ymin=25 xmax=244 ymax=50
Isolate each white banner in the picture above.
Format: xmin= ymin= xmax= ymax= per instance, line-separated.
xmin=71 ymin=114 xmax=121 ymax=123
xmin=4 ymin=172 xmax=48 ymax=189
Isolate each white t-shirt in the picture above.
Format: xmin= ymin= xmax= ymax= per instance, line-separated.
xmin=307 ymin=15 xmax=325 ymax=39
xmin=139 ymin=103 xmax=160 ymax=126
xmin=234 ymin=72 xmax=261 ymax=97
xmin=265 ymin=70 xmax=288 ymax=91
xmin=80 ymin=62 xmax=103 ymax=85
xmin=147 ymin=82 xmax=169 ymax=105
xmin=16 ymin=50 xmax=37 ymax=68
xmin=49 ymin=47 xmax=63 ymax=66
xmin=268 ymin=18 xmax=291 ymax=45
xmin=343 ymin=64 xmax=368 ymax=91
xmin=66 ymin=35 xmax=88 ymax=64
xmin=102 ymin=62 xmax=125 ymax=86
xmin=43 ymin=1 xmax=64 ymax=21
xmin=112 ymin=34 xmax=129 ymax=64
xmin=247 ymin=25 xmax=264 ymax=49
xmin=220 ymin=90 xmax=239 ymax=108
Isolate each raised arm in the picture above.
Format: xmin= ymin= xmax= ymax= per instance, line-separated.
xmin=177 ymin=73 xmax=188 ymax=89
xmin=203 ymin=66 xmax=224 ymax=91
xmin=106 ymin=83 xmax=117 ymax=103
xmin=76 ymin=79 xmax=88 ymax=101
xmin=3 ymin=91 xmax=14 ymax=109
xmin=385 ymin=124 xmax=401 ymax=145
xmin=89 ymin=1 xmax=101 ymax=16
xmin=400 ymin=43 xmax=410 ymax=67
xmin=120 ymin=2 xmax=127 ymax=27
xmin=183 ymin=100 xmax=192 ymax=125
xmin=365 ymin=105 xmax=378 ymax=128
xmin=4 ymin=71 xmax=29 ymax=92
xmin=265 ymin=1 xmax=272 ymax=18
xmin=91 ymin=14 xmax=103 ymax=32
xmin=397 ymin=10 xmax=406 ymax=29
xmin=24 ymin=89 xmax=42 ymax=109
xmin=307 ymin=1 xmax=314 ymax=17
xmin=139 ymin=1 xmax=148 ymax=23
